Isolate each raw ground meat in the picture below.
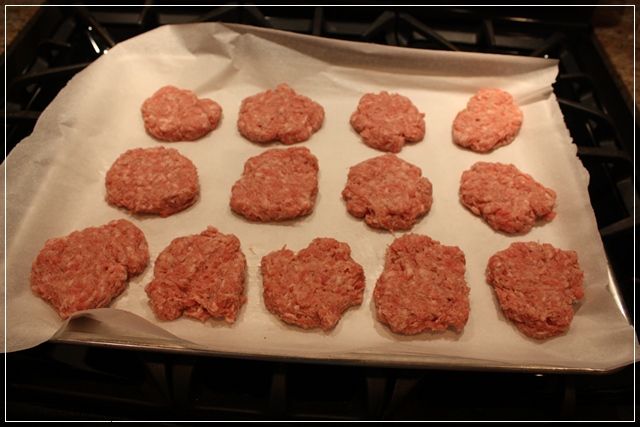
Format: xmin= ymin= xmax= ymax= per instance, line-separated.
xmin=459 ymin=162 xmax=556 ymax=234
xmin=31 ymin=219 xmax=149 ymax=319
xmin=106 ymin=147 xmax=200 ymax=217
xmin=145 ymin=227 xmax=247 ymax=323
xmin=261 ymin=238 xmax=365 ymax=331
xmin=350 ymin=91 xmax=425 ymax=153
xmin=374 ymin=234 xmax=470 ymax=335
xmin=141 ymin=85 xmax=222 ymax=141
xmin=486 ymin=242 xmax=584 ymax=339
xmin=452 ymin=88 xmax=523 ymax=152
xmin=230 ymin=147 xmax=319 ymax=221
xmin=237 ymin=83 xmax=324 ymax=144
xmin=342 ymin=154 xmax=432 ymax=231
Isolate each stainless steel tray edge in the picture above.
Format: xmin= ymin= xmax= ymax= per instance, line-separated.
xmin=46 ymin=262 xmax=634 ymax=375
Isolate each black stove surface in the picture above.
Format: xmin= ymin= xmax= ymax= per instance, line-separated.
xmin=4 ymin=5 xmax=636 ymax=421
xmin=6 ymin=342 xmax=635 ymax=421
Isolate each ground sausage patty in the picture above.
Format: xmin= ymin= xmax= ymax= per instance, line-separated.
xmin=452 ymin=88 xmax=523 ymax=152
xmin=261 ymin=238 xmax=365 ymax=331
xmin=374 ymin=234 xmax=470 ymax=335
xmin=230 ymin=147 xmax=319 ymax=221
xmin=342 ymin=154 xmax=432 ymax=231
xmin=106 ymin=147 xmax=200 ymax=217
xmin=486 ymin=242 xmax=584 ymax=339
xmin=31 ymin=219 xmax=149 ymax=319
xmin=141 ymin=85 xmax=222 ymax=141
xmin=459 ymin=162 xmax=556 ymax=234
xmin=237 ymin=83 xmax=324 ymax=144
xmin=350 ymin=91 xmax=425 ymax=153
xmin=145 ymin=227 xmax=247 ymax=323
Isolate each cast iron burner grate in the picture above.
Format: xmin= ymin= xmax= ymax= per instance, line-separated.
xmin=4 ymin=5 xmax=635 ymax=421
xmin=6 ymin=342 xmax=635 ymax=420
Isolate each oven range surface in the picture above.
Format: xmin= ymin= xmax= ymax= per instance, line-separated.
xmin=5 ymin=5 xmax=635 ymax=421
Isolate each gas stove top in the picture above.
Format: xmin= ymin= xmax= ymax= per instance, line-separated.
xmin=4 ymin=5 xmax=635 ymax=421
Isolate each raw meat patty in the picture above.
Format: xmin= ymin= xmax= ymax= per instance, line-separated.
xmin=237 ymin=83 xmax=324 ymax=144
xmin=459 ymin=162 xmax=556 ymax=234
xmin=261 ymin=238 xmax=365 ymax=331
xmin=145 ymin=227 xmax=247 ymax=323
xmin=452 ymin=88 xmax=523 ymax=152
xmin=141 ymin=85 xmax=222 ymax=141
xmin=31 ymin=219 xmax=149 ymax=319
xmin=350 ymin=91 xmax=425 ymax=153
xmin=106 ymin=147 xmax=199 ymax=217
xmin=342 ymin=154 xmax=432 ymax=231
xmin=486 ymin=242 xmax=584 ymax=339
xmin=374 ymin=234 xmax=470 ymax=335
xmin=230 ymin=147 xmax=319 ymax=221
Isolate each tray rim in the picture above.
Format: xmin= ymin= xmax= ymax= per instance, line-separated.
xmin=48 ymin=333 xmax=627 ymax=375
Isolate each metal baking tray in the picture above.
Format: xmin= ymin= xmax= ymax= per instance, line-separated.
xmin=6 ymin=23 xmax=636 ymax=374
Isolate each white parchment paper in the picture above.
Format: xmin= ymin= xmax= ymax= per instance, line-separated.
xmin=3 ymin=23 xmax=636 ymax=371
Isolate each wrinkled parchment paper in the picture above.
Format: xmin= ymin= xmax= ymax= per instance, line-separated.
xmin=3 ymin=23 xmax=636 ymax=371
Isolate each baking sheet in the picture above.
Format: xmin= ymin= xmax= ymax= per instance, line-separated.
xmin=3 ymin=22 xmax=636 ymax=371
